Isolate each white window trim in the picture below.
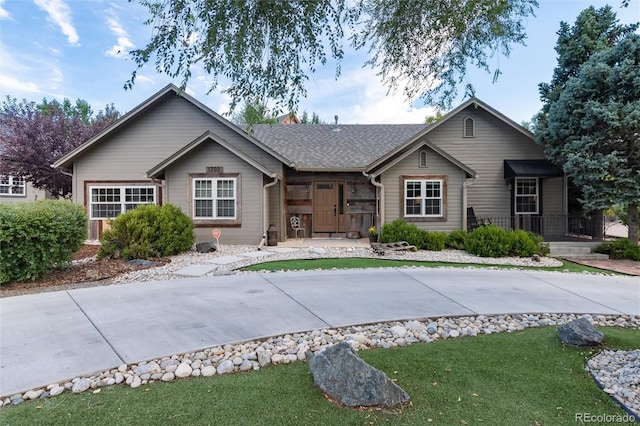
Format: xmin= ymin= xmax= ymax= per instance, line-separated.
xmin=514 ymin=177 xmax=539 ymax=215
xmin=0 ymin=175 xmax=26 ymax=196
xmin=404 ymin=179 xmax=444 ymax=217
xmin=89 ymin=185 xmax=156 ymax=220
xmin=192 ymin=177 xmax=237 ymax=220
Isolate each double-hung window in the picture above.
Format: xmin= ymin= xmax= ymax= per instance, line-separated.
xmin=89 ymin=185 xmax=155 ymax=219
xmin=193 ymin=177 xmax=236 ymax=219
xmin=0 ymin=175 xmax=25 ymax=196
xmin=514 ymin=178 xmax=538 ymax=214
xmin=404 ymin=178 xmax=443 ymax=217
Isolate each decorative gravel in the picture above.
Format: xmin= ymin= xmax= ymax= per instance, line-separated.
xmin=110 ymin=245 xmax=565 ymax=285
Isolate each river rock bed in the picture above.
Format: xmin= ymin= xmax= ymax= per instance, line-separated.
xmin=2 ymin=312 xmax=638 ymax=416
xmin=109 ymin=245 xmax=566 ymax=285
xmin=588 ymin=349 xmax=640 ymax=418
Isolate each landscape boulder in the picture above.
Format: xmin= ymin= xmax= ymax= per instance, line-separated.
xmin=127 ymin=259 xmax=156 ymax=267
xmin=195 ymin=242 xmax=217 ymax=253
xmin=309 ymin=342 xmax=410 ymax=408
xmin=557 ymin=318 xmax=604 ymax=346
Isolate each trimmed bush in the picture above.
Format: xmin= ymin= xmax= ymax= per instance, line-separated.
xmin=99 ymin=203 xmax=195 ymax=260
xmin=379 ymin=219 xmax=446 ymax=251
xmin=380 ymin=219 xmax=426 ymax=248
xmin=508 ymin=230 xmax=542 ymax=257
xmin=467 ymin=226 xmax=548 ymax=258
xmin=422 ymin=231 xmax=446 ymax=251
xmin=595 ymin=239 xmax=640 ymax=260
xmin=0 ymin=200 xmax=87 ymax=283
xmin=445 ymin=230 xmax=467 ymax=250
xmin=465 ymin=225 xmax=511 ymax=258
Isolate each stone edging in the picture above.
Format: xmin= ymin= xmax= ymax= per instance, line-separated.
xmin=2 ymin=312 xmax=638 ymax=417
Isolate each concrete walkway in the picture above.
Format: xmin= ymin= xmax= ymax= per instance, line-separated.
xmin=1 ymin=268 xmax=638 ymax=397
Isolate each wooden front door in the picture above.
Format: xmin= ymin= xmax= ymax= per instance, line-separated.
xmin=313 ymin=180 xmax=345 ymax=233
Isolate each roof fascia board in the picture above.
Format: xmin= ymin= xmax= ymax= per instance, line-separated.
xmin=53 ymin=84 xmax=180 ymax=169
xmin=366 ymin=97 xmax=532 ymax=172
xmin=54 ymin=84 xmax=291 ymax=169
xmin=369 ymin=140 xmax=476 ymax=178
xmin=175 ymin=90 xmax=292 ymax=166
xmin=147 ymin=131 xmax=277 ymax=179
xmin=294 ymin=167 xmax=364 ymax=173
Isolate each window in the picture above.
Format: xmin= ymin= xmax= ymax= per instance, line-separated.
xmin=404 ymin=179 xmax=443 ymax=217
xmin=193 ymin=177 xmax=236 ymax=219
xmin=463 ymin=116 xmax=475 ymax=137
xmin=89 ymin=185 xmax=155 ymax=219
xmin=514 ymin=178 xmax=538 ymax=214
xmin=419 ymin=150 xmax=428 ymax=168
xmin=0 ymin=175 xmax=25 ymax=196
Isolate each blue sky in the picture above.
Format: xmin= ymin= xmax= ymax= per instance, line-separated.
xmin=1 ymin=0 xmax=638 ymax=125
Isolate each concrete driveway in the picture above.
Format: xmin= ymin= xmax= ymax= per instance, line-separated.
xmin=1 ymin=268 xmax=638 ymax=397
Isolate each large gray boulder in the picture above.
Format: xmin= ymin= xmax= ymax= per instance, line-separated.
xmin=309 ymin=342 xmax=410 ymax=407
xmin=557 ymin=318 xmax=604 ymax=346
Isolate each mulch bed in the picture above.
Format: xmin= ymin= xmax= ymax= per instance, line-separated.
xmin=0 ymin=245 xmax=169 ymax=297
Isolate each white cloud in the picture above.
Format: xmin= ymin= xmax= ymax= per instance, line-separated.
xmin=34 ymin=0 xmax=79 ymax=45
xmin=104 ymin=14 xmax=134 ymax=58
xmin=0 ymin=74 xmax=40 ymax=94
xmin=134 ymin=74 xmax=155 ymax=85
xmin=305 ymin=64 xmax=437 ymax=124
xmin=0 ymin=0 xmax=11 ymax=20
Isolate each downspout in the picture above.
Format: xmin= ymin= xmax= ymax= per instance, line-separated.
xmin=259 ymin=175 xmax=279 ymax=249
xmin=463 ymin=175 xmax=479 ymax=231
xmin=363 ymin=171 xmax=384 ymax=233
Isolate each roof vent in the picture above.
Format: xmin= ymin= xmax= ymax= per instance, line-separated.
xmin=333 ymin=115 xmax=340 ymax=132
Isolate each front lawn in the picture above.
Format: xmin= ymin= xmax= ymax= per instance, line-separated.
xmin=241 ymin=257 xmax=618 ymax=274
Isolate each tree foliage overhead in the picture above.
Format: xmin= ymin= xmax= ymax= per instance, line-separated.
xmin=127 ymin=0 xmax=538 ymax=112
xmin=0 ymin=97 xmax=120 ymax=198
xmin=541 ymin=33 xmax=640 ymax=243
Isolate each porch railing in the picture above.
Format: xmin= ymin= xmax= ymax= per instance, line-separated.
xmin=475 ymin=214 xmax=606 ymax=241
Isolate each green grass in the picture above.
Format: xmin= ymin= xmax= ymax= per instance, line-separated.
xmin=1 ymin=327 xmax=638 ymax=425
xmin=240 ymin=257 xmax=619 ymax=275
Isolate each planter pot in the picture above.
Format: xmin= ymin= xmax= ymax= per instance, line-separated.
xmin=368 ymin=235 xmax=378 ymax=243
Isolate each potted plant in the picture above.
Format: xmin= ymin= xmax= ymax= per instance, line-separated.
xmin=368 ymin=226 xmax=378 ymax=243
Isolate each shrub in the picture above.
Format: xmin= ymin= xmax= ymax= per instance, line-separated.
xmin=508 ymin=230 xmax=542 ymax=257
xmin=595 ymin=239 xmax=640 ymax=260
xmin=465 ymin=225 xmax=511 ymax=258
xmin=445 ymin=230 xmax=467 ymax=250
xmin=422 ymin=231 xmax=446 ymax=251
xmin=0 ymin=200 xmax=87 ymax=283
xmin=99 ymin=203 xmax=195 ymax=260
xmin=466 ymin=226 xmax=549 ymax=258
xmin=380 ymin=219 xmax=426 ymax=248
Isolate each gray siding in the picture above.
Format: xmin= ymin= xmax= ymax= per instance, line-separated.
xmin=0 ymin=182 xmax=51 ymax=203
xmin=70 ymin=94 xmax=283 ymax=243
xmin=381 ymin=147 xmax=467 ymax=231
xmin=426 ymin=106 xmax=564 ymax=218
xmin=542 ymin=177 xmax=565 ymax=215
xmin=165 ymin=141 xmax=265 ymax=245
xmin=72 ymin=94 xmax=281 ymax=206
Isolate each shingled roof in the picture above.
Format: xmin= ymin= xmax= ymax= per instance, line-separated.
xmin=252 ymin=123 xmax=428 ymax=170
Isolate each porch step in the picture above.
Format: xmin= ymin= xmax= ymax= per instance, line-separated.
xmin=548 ymin=242 xmax=608 ymax=260
xmin=559 ymin=253 xmax=610 ymax=260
